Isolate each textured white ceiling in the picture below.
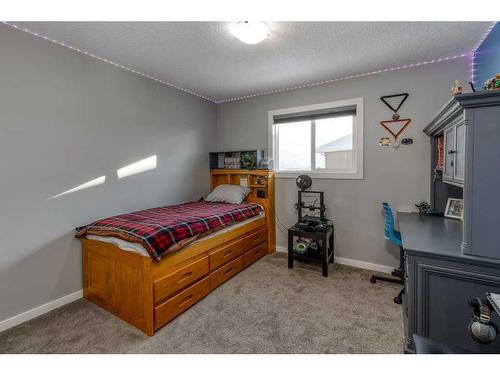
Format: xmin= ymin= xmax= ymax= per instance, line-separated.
xmin=13 ymin=22 xmax=491 ymax=102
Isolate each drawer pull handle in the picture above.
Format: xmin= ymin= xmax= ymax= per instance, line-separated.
xmin=223 ymin=250 xmax=233 ymax=258
xmin=223 ymin=267 xmax=233 ymax=276
xmin=178 ymin=294 xmax=194 ymax=308
xmin=251 ymin=235 xmax=264 ymax=244
xmin=178 ymin=271 xmax=193 ymax=283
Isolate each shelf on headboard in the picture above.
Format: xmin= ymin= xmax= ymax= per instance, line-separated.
xmin=210 ymin=169 xmax=272 ymax=176
xmin=209 ymin=150 xmax=264 ymax=170
xmin=209 ymin=169 xmax=276 ymax=253
xmin=210 ymin=169 xmax=273 ymax=194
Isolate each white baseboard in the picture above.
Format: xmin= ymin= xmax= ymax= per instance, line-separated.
xmin=332 ymin=256 xmax=393 ymax=274
xmin=275 ymin=246 xmax=393 ymax=274
xmin=0 ymin=289 xmax=83 ymax=333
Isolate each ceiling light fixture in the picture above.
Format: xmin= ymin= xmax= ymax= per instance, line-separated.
xmin=231 ymin=21 xmax=270 ymax=45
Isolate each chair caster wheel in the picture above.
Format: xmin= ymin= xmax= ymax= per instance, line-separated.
xmin=370 ymin=276 xmax=376 ymax=284
xmin=394 ymin=296 xmax=402 ymax=304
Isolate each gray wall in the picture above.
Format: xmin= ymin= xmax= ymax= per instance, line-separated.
xmin=217 ymin=58 xmax=470 ymax=267
xmin=0 ymin=25 xmax=217 ymax=321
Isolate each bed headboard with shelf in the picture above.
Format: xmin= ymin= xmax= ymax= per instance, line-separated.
xmin=210 ymin=169 xmax=275 ymax=253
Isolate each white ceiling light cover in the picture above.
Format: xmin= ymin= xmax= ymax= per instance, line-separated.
xmin=230 ymin=21 xmax=270 ymax=44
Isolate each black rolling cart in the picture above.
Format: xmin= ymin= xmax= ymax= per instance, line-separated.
xmin=288 ymin=223 xmax=334 ymax=277
xmin=287 ymin=187 xmax=334 ymax=277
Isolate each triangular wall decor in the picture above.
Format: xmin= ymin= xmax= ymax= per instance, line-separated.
xmin=380 ymin=93 xmax=409 ymax=113
xmin=380 ymin=119 xmax=411 ymax=139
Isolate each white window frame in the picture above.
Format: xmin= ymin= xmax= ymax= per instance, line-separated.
xmin=268 ymin=97 xmax=364 ymax=179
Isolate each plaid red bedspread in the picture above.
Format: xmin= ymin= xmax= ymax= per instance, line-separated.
xmin=76 ymin=201 xmax=263 ymax=261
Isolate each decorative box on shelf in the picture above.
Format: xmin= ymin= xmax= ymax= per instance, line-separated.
xmin=209 ymin=150 xmax=265 ymax=170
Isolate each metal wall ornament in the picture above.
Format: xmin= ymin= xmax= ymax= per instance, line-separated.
xmin=379 ymin=137 xmax=391 ymax=148
xmin=379 ymin=93 xmax=412 ymax=148
xmin=380 ymin=118 xmax=411 ymax=140
xmin=401 ymin=137 xmax=413 ymax=145
xmin=380 ymin=93 xmax=409 ymax=118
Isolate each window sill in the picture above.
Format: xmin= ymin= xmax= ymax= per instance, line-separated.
xmin=274 ymin=171 xmax=364 ymax=180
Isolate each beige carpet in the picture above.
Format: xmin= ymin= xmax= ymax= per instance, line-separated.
xmin=0 ymin=253 xmax=404 ymax=353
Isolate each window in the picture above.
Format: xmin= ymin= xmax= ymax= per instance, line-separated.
xmin=268 ymin=98 xmax=363 ymax=179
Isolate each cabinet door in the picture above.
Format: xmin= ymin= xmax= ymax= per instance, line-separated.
xmin=454 ymin=122 xmax=466 ymax=182
xmin=413 ymin=256 xmax=500 ymax=353
xmin=443 ymin=126 xmax=455 ymax=181
xmin=85 ymin=250 xmax=112 ymax=301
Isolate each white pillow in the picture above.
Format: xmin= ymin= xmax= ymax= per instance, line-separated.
xmin=205 ymin=184 xmax=251 ymax=204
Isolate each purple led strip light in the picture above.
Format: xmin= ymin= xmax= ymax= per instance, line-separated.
xmin=1 ymin=21 xmax=215 ymax=102
xmin=2 ymin=21 xmax=496 ymax=103
xmin=217 ymin=54 xmax=469 ymax=103
xmin=471 ymin=21 xmax=497 ymax=86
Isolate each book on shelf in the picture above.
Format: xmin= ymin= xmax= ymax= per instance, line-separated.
xmin=436 ymin=135 xmax=444 ymax=170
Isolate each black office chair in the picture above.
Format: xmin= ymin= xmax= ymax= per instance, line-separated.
xmin=370 ymin=202 xmax=404 ymax=304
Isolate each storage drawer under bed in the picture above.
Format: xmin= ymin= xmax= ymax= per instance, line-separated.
xmin=243 ymin=226 xmax=267 ymax=250
xmin=243 ymin=240 xmax=267 ymax=267
xmin=209 ymin=238 xmax=244 ymax=271
xmin=154 ymin=256 xmax=209 ymax=304
xmin=154 ymin=276 xmax=210 ymax=329
xmin=209 ymin=256 xmax=244 ymax=290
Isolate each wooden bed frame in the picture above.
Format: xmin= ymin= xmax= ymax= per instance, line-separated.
xmin=81 ymin=169 xmax=275 ymax=336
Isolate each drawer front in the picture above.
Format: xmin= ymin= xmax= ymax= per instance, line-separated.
xmin=154 ymin=256 xmax=209 ymax=304
xmin=243 ymin=227 xmax=267 ymax=251
xmin=210 ymin=256 xmax=243 ymax=290
xmin=154 ymin=276 xmax=210 ymax=329
xmin=243 ymin=240 xmax=267 ymax=268
xmin=209 ymin=238 xmax=244 ymax=271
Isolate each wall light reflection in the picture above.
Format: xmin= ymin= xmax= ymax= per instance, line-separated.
xmin=117 ymin=155 xmax=157 ymax=179
xmin=48 ymin=176 xmax=106 ymax=200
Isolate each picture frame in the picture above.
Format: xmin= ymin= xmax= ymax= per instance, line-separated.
xmin=444 ymin=198 xmax=464 ymax=220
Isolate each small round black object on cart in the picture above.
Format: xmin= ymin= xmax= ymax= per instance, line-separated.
xmin=296 ymin=175 xmax=312 ymax=191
